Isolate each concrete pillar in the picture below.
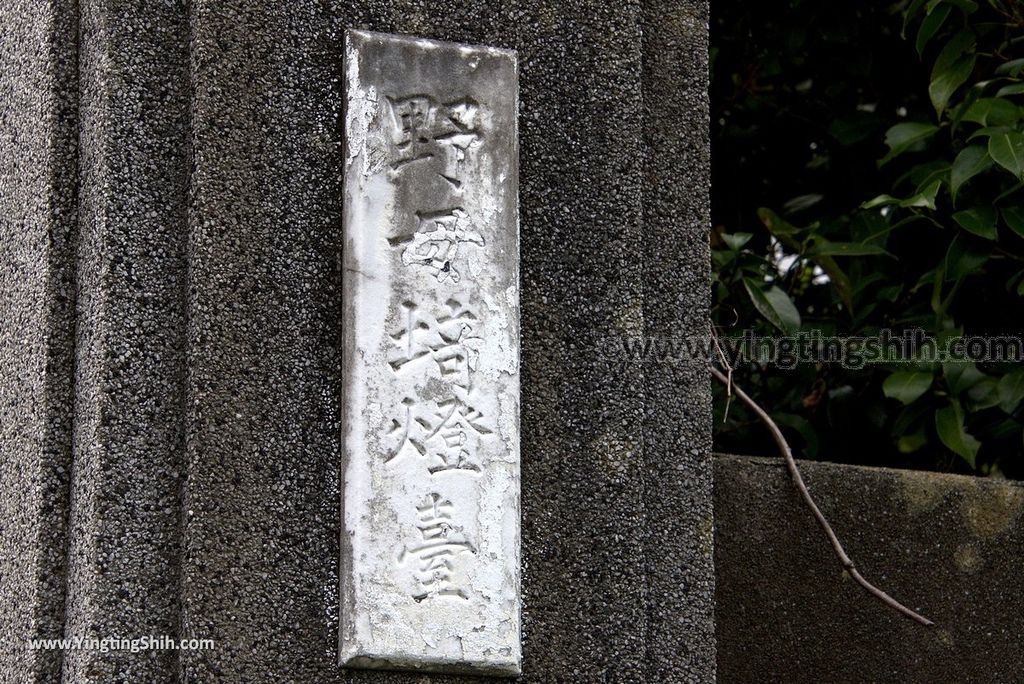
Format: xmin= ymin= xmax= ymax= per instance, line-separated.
xmin=0 ymin=2 xmax=77 ymax=682
xmin=0 ymin=2 xmax=713 ymax=681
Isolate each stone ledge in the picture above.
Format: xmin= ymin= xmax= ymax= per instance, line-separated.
xmin=715 ymin=453 xmax=1024 ymax=683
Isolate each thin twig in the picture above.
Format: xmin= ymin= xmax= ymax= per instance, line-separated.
xmin=710 ymin=325 xmax=734 ymax=423
xmin=709 ymin=365 xmax=935 ymax=627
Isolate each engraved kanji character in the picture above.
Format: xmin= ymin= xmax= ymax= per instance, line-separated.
xmin=422 ymin=396 xmax=491 ymax=473
xmin=386 ymin=301 xmax=490 ymax=471
xmin=385 ymin=95 xmax=436 ymax=170
xmin=399 ymin=493 xmax=475 ymax=601
xmin=384 ymin=95 xmax=483 ymax=186
xmin=387 ymin=395 xmax=491 ymax=472
xmin=388 ymin=299 xmax=481 ymax=389
xmin=392 ymin=208 xmax=484 ymax=284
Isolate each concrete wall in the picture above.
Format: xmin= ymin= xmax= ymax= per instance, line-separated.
xmin=715 ymin=454 xmax=1024 ymax=683
xmin=0 ymin=2 xmax=714 ymax=682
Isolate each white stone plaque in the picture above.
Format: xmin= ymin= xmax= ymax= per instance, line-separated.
xmin=340 ymin=30 xmax=520 ymax=676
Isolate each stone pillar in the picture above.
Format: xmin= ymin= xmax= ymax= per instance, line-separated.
xmin=62 ymin=1 xmax=191 ymax=681
xmin=0 ymin=1 xmax=714 ymax=682
xmin=0 ymin=2 xmax=77 ymax=682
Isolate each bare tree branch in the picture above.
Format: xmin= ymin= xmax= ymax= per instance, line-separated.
xmin=710 ymin=324 xmax=734 ymax=423
xmin=709 ymin=364 xmax=935 ymax=627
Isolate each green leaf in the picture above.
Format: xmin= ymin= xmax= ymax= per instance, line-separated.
xmin=722 ymin=232 xmax=753 ymax=250
xmin=783 ymin=194 xmax=824 ymax=213
xmin=929 ymin=31 xmax=977 ymax=117
xmin=996 ymin=58 xmax=1024 ymax=78
xmin=944 ymin=361 xmax=987 ymax=394
xmin=998 ymin=368 xmax=1024 ymax=413
xmin=933 ymin=0 xmax=977 ymax=13
xmin=877 ymin=284 xmax=904 ymax=301
xmin=907 ymin=180 xmax=943 ymax=209
xmin=883 ymin=371 xmax=934 ymax=404
xmin=1003 ymin=206 xmax=1024 ymax=238
xmin=743 ymin=278 xmax=801 ymax=334
xmin=962 ymin=98 xmax=1020 ymax=126
xmin=944 ymin=234 xmax=989 ymax=280
xmin=862 ymin=195 xmax=901 ymax=209
xmin=989 ymin=131 xmax=1024 ymax=179
xmin=996 ymin=83 xmax=1024 ymax=97
xmin=916 ymin=4 xmax=951 ymax=56
xmin=852 ymin=274 xmax=887 ymax=296
xmin=968 ymin=125 xmax=1014 ymax=142
xmin=948 ymin=89 xmax=982 ymax=127
xmin=910 ymin=161 xmax=951 ymax=195
xmin=862 ymin=180 xmax=942 ymax=210
xmin=850 ymin=210 xmax=892 ymax=242
xmin=898 ymin=431 xmax=929 ymax=453
xmin=807 ymin=239 xmax=891 ymax=257
xmin=809 ymin=254 xmax=854 ymax=311
xmin=967 ymin=378 xmax=1001 ymax=410
xmin=893 ymin=400 xmax=933 ymax=437
xmin=756 ymin=207 xmax=800 ymax=237
xmin=756 ymin=206 xmax=856 ymax=312
xmin=950 ymin=145 xmax=992 ymax=199
xmin=711 ymin=250 xmax=735 ymax=270
xmin=935 ymin=401 xmax=981 ymax=467
xmin=903 ymin=0 xmax=929 ymax=36
xmin=880 ymin=122 xmax=939 ymax=165
xmin=1009 ymin=268 xmax=1024 ymax=295
xmin=952 ymin=206 xmax=998 ymax=239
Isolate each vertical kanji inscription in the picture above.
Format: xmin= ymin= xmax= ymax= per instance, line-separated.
xmin=340 ymin=30 xmax=520 ymax=676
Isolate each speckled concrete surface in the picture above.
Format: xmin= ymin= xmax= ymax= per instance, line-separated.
xmin=641 ymin=2 xmax=715 ymax=679
xmin=181 ymin=2 xmax=714 ymax=682
xmin=0 ymin=2 xmax=77 ymax=682
xmin=715 ymin=455 xmax=1024 ymax=683
xmin=2 ymin=1 xmax=714 ymax=682
xmin=62 ymin=0 xmax=191 ymax=682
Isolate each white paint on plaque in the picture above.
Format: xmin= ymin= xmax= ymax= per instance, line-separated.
xmin=340 ymin=30 xmax=520 ymax=676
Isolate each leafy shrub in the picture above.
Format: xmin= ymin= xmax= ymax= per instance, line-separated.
xmin=711 ymin=0 xmax=1024 ymax=477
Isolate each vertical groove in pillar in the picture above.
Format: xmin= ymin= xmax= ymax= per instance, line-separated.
xmin=182 ymin=1 xmax=346 ymax=679
xmin=62 ymin=0 xmax=191 ymax=681
xmin=640 ymin=0 xmax=716 ymax=681
xmin=0 ymin=1 xmax=78 ymax=682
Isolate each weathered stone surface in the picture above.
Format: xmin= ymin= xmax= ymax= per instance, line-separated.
xmin=0 ymin=2 xmax=715 ymax=682
xmin=0 ymin=2 xmax=77 ymax=682
xmin=640 ymin=2 xmax=716 ymax=678
xmin=715 ymin=454 xmax=1024 ymax=683
xmin=179 ymin=3 xmax=714 ymax=682
xmin=341 ymin=30 xmax=520 ymax=675
xmin=62 ymin=0 xmax=191 ymax=681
